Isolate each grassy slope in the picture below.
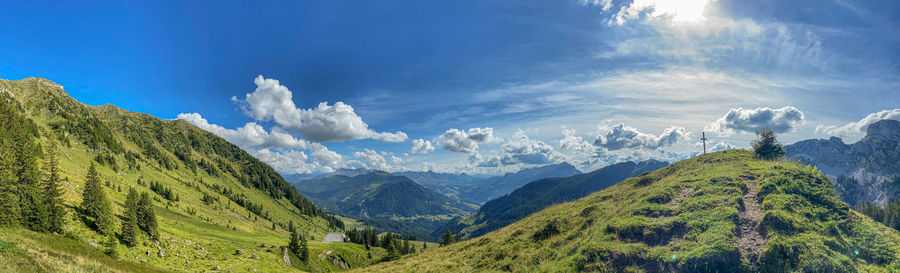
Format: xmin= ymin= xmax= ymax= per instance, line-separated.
xmin=359 ymin=150 xmax=900 ymax=272
xmin=0 ymin=77 xmax=383 ymax=272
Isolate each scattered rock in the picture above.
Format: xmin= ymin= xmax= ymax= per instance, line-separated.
xmin=260 ymin=243 xmax=267 ymax=248
xmin=158 ymin=249 xmax=165 ymax=257
xmin=211 ymin=265 xmax=220 ymax=270
xmin=140 ymin=259 xmax=146 ymax=263
xmin=283 ymin=248 xmax=291 ymax=266
xmin=235 ymin=249 xmax=244 ymax=255
xmin=89 ymin=242 xmax=98 ymax=247
xmin=146 ymin=250 xmax=151 ymax=256
xmin=250 ymin=253 xmax=259 ymax=259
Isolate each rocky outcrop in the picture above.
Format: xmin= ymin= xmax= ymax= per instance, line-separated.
xmin=786 ymin=119 xmax=900 ymax=206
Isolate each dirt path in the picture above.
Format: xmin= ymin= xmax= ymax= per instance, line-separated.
xmin=737 ymin=179 xmax=767 ymax=267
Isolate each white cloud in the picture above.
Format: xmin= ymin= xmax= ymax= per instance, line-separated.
xmin=177 ymin=113 xmax=308 ymax=149
xmin=251 ymin=149 xmax=316 ymax=174
xmin=815 ymin=109 xmax=900 ymax=138
xmin=353 ymin=149 xmax=390 ymax=171
xmin=611 ymin=0 xmax=712 ymax=25
xmin=437 ymin=127 xmax=500 ymax=153
xmin=309 ymin=143 xmax=343 ymax=170
xmin=594 ymin=123 xmax=690 ymax=151
xmin=705 ymin=106 xmax=805 ymax=136
xmin=409 ymin=139 xmax=435 ymax=154
xmin=498 ymin=132 xmax=562 ymax=165
xmin=471 ymin=132 xmax=563 ymax=168
xmin=556 ymin=129 xmax=594 ymax=152
xmin=235 ymin=75 xmax=407 ymax=143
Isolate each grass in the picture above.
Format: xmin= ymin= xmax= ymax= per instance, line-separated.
xmin=0 ymin=228 xmax=167 ymax=273
xmin=357 ymin=150 xmax=900 ymax=273
xmin=0 ymin=77 xmax=375 ymax=272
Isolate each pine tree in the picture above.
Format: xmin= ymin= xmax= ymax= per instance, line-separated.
xmin=18 ymin=133 xmax=48 ymax=232
xmin=44 ymin=141 xmax=66 ymax=233
xmin=288 ymin=220 xmax=300 ymax=255
xmin=298 ymin=232 xmax=309 ymax=261
xmin=440 ymin=229 xmax=453 ymax=246
xmin=453 ymin=232 xmax=460 ymax=243
xmin=752 ymin=127 xmax=786 ymax=160
xmin=271 ymin=221 xmax=277 ymax=231
xmin=0 ymin=95 xmax=23 ymax=227
xmin=103 ymin=233 xmax=119 ymax=258
xmin=82 ymin=162 xmax=103 ymax=218
xmin=137 ymin=192 xmax=158 ymax=240
xmin=121 ymin=188 xmax=140 ymax=247
xmin=405 ymin=238 xmax=412 ymax=255
xmin=82 ymin=163 xmax=115 ymax=234
xmin=423 ymin=241 xmax=427 ymax=250
xmin=385 ymin=239 xmax=400 ymax=261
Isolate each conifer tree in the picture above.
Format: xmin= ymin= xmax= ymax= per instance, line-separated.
xmin=137 ymin=192 xmax=158 ymax=240
xmin=121 ymin=188 xmax=140 ymax=247
xmin=103 ymin=233 xmax=119 ymax=258
xmin=752 ymin=127 xmax=786 ymax=160
xmin=82 ymin=162 xmax=103 ymax=218
xmin=18 ymin=133 xmax=48 ymax=232
xmin=0 ymin=94 xmax=23 ymax=227
xmin=298 ymin=232 xmax=309 ymax=261
xmin=82 ymin=163 xmax=114 ymax=234
xmin=385 ymin=239 xmax=400 ymax=261
xmin=398 ymin=238 xmax=405 ymax=255
xmin=440 ymin=229 xmax=453 ymax=246
xmin=288 ymin=220 xmax=301 ymax=255
xmin=44 ymin=141 xmax=65 ymax=233
xmin=423 ymin=241 xmax=427 ymax=250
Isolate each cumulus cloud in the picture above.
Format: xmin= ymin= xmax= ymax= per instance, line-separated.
xmin=177 ymin=113 xmax=308 ymax=149
xmin=815 ymin=109 xmax=900 ymax=138
xmin=178 ymin=112 xmax=349 ymax=174
xmin=594 ymin=123 xmax=690 ymax=151
xmin=471 ymin=132 xmax=563 ymax=168
xmin=250 ymin=149 xmax=315 ymax=174
xmin=234 ymin=75 xmax=407 ymax=143
xmin=409 ymin=139 xmax=435 ymax=154
xmin=309 ymin=143 xmax=343 ymax=170
xmin=556 ymin=129 xmax=593 ymax=152
xmin=353 ymin=149 xmax=390 ymax=171
xmin=705 ymin=106 xmax=805 ymax=136
xmin=437 ymin=127 xmax=500 ymax=153
xmin=498 ymin=132 xmax=561 ymax=165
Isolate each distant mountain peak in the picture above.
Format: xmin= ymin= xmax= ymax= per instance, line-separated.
xmin=866 ymin=119 xmax=900 ymax=142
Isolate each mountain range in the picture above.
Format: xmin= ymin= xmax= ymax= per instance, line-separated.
xmin=293 ymin=171 xmax=477 ymax=240
xmin=361 ymin=150 xmax=900 ymax=272
xmin=786 ymin=119 xmax=900 ymax=206
xmin=443 ymin=159 xmax=668 ymax=239
xmin=0 ymin=77 xmax=380 ymax=272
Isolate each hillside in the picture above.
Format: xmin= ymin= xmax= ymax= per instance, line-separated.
xmin=444 ymin=160 xmax=667 ymax=239
xmin=786 ymin=119 xmax=900 ymax=206
xmin=359 ymin=150 xmax=900 ymax=272
xmin=460 ymin=162 xmax=582 ymax=204
xmin=0 ymin=77 xmax=382 ymax=272
xmin=293 ymin=172 xmax=477 ymax=240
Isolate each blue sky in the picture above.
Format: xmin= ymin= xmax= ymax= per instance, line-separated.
xmin=1 ymin=0 xmax=898 ymax=174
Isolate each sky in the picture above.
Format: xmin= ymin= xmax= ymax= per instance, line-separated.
xmin=1 ymin=0 xmax=898 ymax=175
